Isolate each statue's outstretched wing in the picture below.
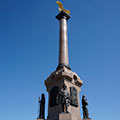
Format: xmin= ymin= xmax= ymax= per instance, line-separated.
xmin=56 ymin=1 xmax=64 ymax=10
xmin=64 ymin=9 xmax=71 ymax=15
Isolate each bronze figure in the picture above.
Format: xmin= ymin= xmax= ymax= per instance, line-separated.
xmin=38 ymin=93 xmax=45 ymax=119
xmin=57 ymin=85 xmax=70 ymax=113
xmin=82 ymin=95 xmax=89 ymax=119
xmin=56 ymin=1 xmax=71 ymax=14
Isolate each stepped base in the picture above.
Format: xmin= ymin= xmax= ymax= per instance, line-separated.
xmin=47 ymin=113 xmax=71 ymax=120
xmin=36 ymin=118 xmax=44 ymax=120
xmin=83 ymin=118 xmax=92 ymax=120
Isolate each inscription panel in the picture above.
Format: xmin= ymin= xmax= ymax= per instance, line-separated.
xmin=70 ymin=87 xmax=78 ymax=107
xmin=49 ymin=86 xmax=59 ymax=107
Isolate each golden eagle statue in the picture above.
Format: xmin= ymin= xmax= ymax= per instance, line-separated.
xmin=56 ymin=1 xmax=71 ymax=15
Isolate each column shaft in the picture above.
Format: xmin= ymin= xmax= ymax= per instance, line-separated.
xmin=59 ymin=18 xmax=69 ymax=65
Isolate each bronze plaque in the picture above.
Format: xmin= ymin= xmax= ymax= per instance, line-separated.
xmin=49 ymin=86 xmax=59 ymax=107
xmin=70 ymin=87 xmax=78 ymax=107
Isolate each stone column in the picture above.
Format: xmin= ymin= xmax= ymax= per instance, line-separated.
xmin=45 ymin=11 xmax=83 ymax=120
xmin=56 ymin=11 xmax=71 ymax=70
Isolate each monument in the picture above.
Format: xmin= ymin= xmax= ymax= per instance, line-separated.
xmin=45 ymin=1 xmax=83 ymax=120
xmin=37 ymin=1 xmax=92 ymax=120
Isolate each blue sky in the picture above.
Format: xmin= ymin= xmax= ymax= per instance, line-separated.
xmin=0 ymin=0 xmax=120 ymax=120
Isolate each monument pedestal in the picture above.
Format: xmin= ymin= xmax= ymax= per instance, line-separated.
xmin=45 ymin=67 xmax=83 ymax=120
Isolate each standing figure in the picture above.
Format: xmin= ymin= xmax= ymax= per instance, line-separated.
xmin=38 ymin=93 xmax=45 ymax=119
xmin=57 ymin=85 xmax=70 ymax=113
xmin=82 ymin=95 xmax=89 ymax=119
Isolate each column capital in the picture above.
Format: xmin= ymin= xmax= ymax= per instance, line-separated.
xmin=56 ymin=11 xmax=71 ymax=21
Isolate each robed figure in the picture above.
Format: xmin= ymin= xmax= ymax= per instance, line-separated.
xmin=57 ymin=85 xmax=70 ymax=113
xmin=82 ymin=95 xmax=89 ymax=119
xmin=38 ymin=93 xmax=45 ymax=119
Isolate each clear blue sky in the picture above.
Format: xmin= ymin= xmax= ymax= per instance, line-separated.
xmin=0 ymin=0 xmax=120 ymax=120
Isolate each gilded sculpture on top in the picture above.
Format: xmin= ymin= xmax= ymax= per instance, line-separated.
xmin=56 ymin=1 xmax=71 ymax=15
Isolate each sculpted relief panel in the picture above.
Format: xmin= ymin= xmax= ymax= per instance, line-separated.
xmin=70 ymin=87 xmax=78 ymax=107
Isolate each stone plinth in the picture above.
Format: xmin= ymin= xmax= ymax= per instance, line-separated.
xmin=36 ymin=118 xmax=44 ymax=120
xmin=59 ymin=113 xmax=71 ymax=120
xmin=83 ymin=118 xmax=92 ymax=120
xmin=45 ymin=67 xmax=83 ymax=120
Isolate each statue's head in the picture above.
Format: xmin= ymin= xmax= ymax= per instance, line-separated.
xmin=41 ymin=93 xmax=45 ymax=98
xmin=82 ymin=95 xmax=85 ymax=98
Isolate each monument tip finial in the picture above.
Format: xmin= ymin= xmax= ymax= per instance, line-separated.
xmin=56 ymin=1 xmax=71 ymax=15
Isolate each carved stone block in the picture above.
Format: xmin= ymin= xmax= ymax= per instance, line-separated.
xmin=59 ymin=113 xmax=71 ymax=120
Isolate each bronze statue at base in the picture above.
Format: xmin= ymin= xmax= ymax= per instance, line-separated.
xmin=57 ymin=85 xmax=70 ymax=113
xmin=82 ymin=95 xmax=90 ymax=119
xmin=38 ymin=94 xmax=45 ymax=119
